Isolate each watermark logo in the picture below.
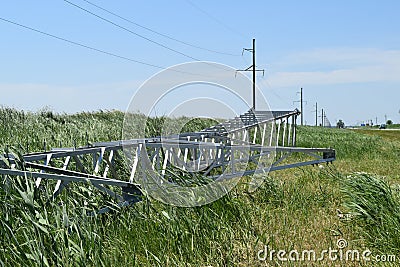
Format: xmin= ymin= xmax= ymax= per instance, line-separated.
xmin=257 ymin=238 xmax=396 ymax=263
xmin=122 ymin=62 xmax=274 ymax=207
xmin=336 ymin=238 xmax=347 ymax=249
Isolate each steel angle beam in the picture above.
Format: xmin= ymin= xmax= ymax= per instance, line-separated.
xmin=0 ymin=108 xmax=335 ymax=212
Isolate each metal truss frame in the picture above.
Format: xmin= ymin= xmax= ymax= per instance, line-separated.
xmin=0 ymin=109 xmax=335 ymax=212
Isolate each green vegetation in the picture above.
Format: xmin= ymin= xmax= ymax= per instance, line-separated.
xmin=342 ymin=173 xmax=400 ymax=256
xmin=1 ymin=108 xmax=399 ymax=266
xmin=353 ymin=128 xmax=400 ymax=142
xmin=388 ymin=123 xmax=400 ymax=129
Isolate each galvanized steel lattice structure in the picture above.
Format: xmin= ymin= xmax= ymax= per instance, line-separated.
xmin=0 ymin=109 xmax=335 ymax=212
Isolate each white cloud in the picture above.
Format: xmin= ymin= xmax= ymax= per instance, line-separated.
xmin=267 ymin=48 xmax=400 ymax=87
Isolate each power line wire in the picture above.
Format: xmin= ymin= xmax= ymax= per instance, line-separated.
xmin=63 ymin=0 xmax=201 ymax=61
xmin=186 ymin=0 xmax=248 ymax=40
xmin=64 ymin=1 xmax=241 ymax=75
xmin=258 ymin=77 xmax=292 ymax=107
xmin=81 ymin=0 xmax=241 ymax=57
xmin=0 ymin=16 xmax=199 ymax=75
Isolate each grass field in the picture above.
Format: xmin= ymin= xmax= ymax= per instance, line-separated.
xmin=1 ymin=107 xmax=400 ymax=266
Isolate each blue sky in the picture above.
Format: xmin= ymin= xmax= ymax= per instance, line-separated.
xmin=1 ymin=0 xmax=399 ymax=125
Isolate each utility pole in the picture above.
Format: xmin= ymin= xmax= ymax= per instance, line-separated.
xmin=293 ymin=88 xmax=307 ymax=125
xmin=321 ymin=108 xmax=324 ymax=127
xmin=385 ymin=114 xmax=387 ymax=123
xmin=252 ymin=38 xmax=256 ymax=110
xmin=311 ymin=102 xmax=318 ymax=126
xmin=301 ymin=88 xmax=303 ymax=125
xmin=376 ymin=117 xmax=378 ymax=125
xmin=237 ymin=38 xmax=264 ymax=110
xmin=314 ymin=102 xmax=318 ymax=126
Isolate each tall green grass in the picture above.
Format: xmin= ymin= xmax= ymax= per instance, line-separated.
xmin=0 ymin=107 xmax=124 ymax=152
xmin=0 ymin=108 xmax=254 ymax=266
xmin=1 ymin=108 xmax=399 ymax=266
xmin=341 ymin=173 xmax=400 ymax=255
xmin=297 ymin=126 xmax=386 ymax=160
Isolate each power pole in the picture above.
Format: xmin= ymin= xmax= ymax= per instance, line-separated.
xmin=293 ymin=87 xmax=307 ymax=125
xmin=311 ymin=102 xmax=318 ymax=126
xmin=237 ymin=38 xmax=264 ymax=110
xmin=314 ymin=102 xmax=318 ymax=126
xmin=301 ymin=88 xmax=303 ymax=125
xmin=321 ymin=108 xmax=324 ymax=127
xmin=385 ymin=114 xmax=387 ymax=123
xmin=376 ymin=117 xmax=378 ymax=125
xmin=252 ymin=38 xmax=256 ymax=110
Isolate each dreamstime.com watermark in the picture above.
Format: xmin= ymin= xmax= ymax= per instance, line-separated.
xmin=257 ymin=239 xmax=397 ymax=263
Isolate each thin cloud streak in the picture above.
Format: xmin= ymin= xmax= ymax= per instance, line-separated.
xmin=268 ymin=48 xmax=400 ymax=87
